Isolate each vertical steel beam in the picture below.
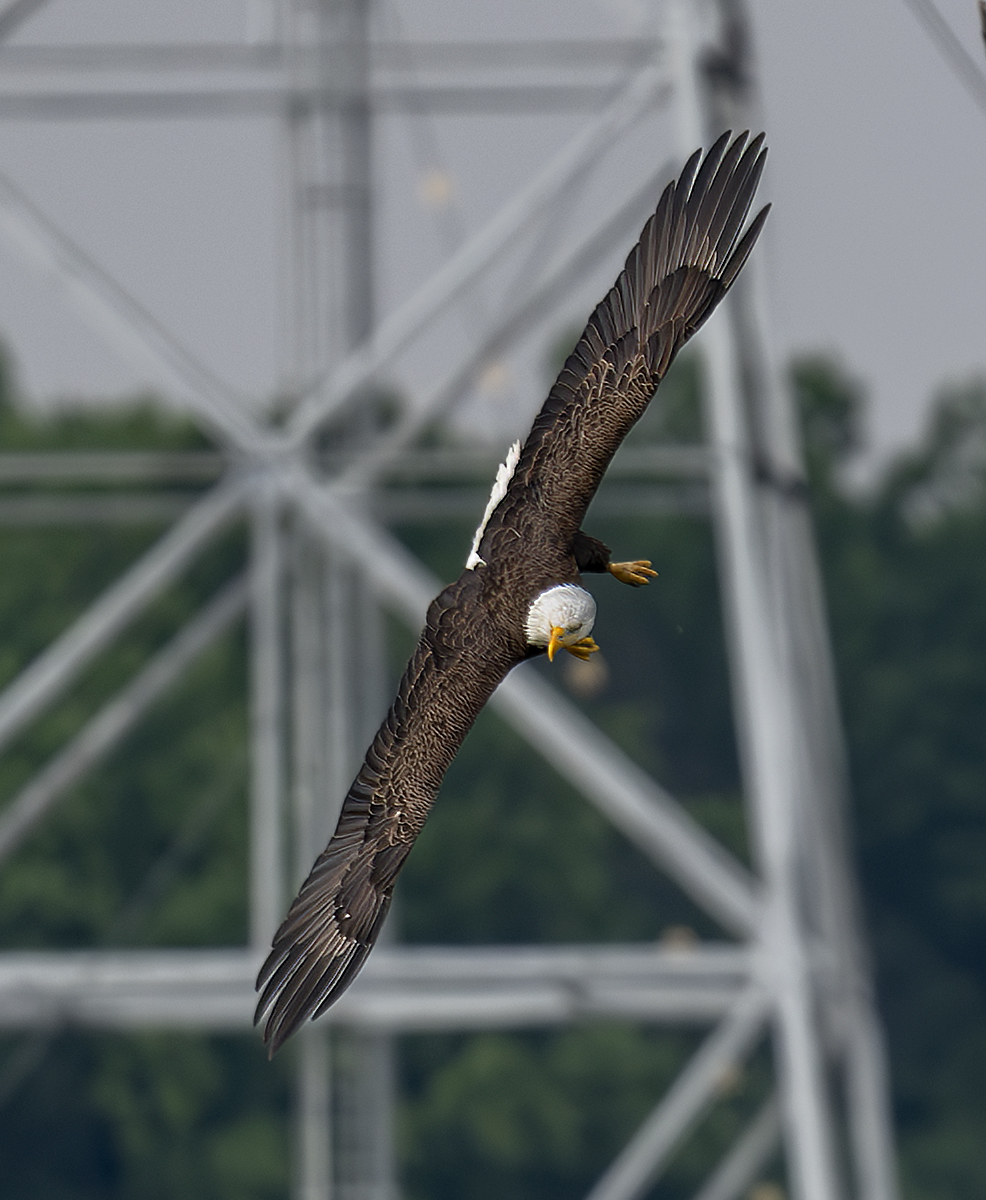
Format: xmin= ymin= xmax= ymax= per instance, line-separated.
xmin=296 ymin=1026 xmax=333 ymax=1200
xmin=282 ymin=1 xmax=389 ymax=1194
xmin=667 ymin=3 xmax=843 ymax=1198
xmin=284 ymin=46 xmax=672 ymax=444
xmin=313 ymin=3 xmax=396 ymax=1192
xmin=334 ymin=0 xmax=374 ymax=355
xmin=291 ymin=523 xmax=327 ymax=886
xmin=702 ymin=256 xmax=844 ymax=1200
xmin=290 ymin=526 xmax=340 ymax=1200
xmin=845 ymin=995 xmax=899 ymax=1200
xmin=760 ymin=361 xmax=899 ymax=1200
xmin=283 ymin=0 xmax=373 ymax=390
xmin=756 ymin=395 xmax=899 ymax=1200
xmin=335 ymin=1030 xmax=397 ymax=1200
xmin=282 ymin=2 xmax=343 ymax=1190
xmin=702 ymin=233 xmax=844 ymax=1200
xmin=698 ymin=1 xmax=901 ymax=1194
xmin=249 ymin=481 xmax=287 ymax=951
xmin=322 ymin=550 xmax=353 ymax=845
xmin=339 ymin=566 xmax=396 ymax=1200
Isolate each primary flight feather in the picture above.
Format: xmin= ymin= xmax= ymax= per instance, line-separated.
xmin=255 ymin=131 xmax=769 ymax=1054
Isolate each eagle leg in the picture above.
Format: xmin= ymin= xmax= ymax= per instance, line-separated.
xmin=606 ymin=560 xmax=658 ymax=587
xmin=572 ymin=530 xmax=612 ymax=573
xmin=572 ymin=533 xmax=657 ymax=587
xmin=565 ymin=636 xmax=600 ymax=661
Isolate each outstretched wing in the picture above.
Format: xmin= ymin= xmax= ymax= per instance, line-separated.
xmin=479 ymin=131 xmax=768 ymax=561
xmin=255 ymin=573 xmax=516 ymax=1055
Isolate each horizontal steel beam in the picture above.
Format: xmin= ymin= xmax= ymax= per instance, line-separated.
xmin=354 ymin=443 xmax=712 ymax=485
xmin=0 ymin=442 xmax=693 ymax=492
xmin=368 ymin=484 xmax=708 ymax=524
xmin=0 ymin=493 xmax=196 ymax=525
xmin=0 ymin=84 xmax=648 ymax=119
xmin=0 ymin=39 xmax=662 ymax=74
xmin=0 ymin=451 xmax=225 ymax=482
xmin=0 ymin=943 xmax=751 ymax=1033
xmin=0 ymin=463 xmax=708 ymax=529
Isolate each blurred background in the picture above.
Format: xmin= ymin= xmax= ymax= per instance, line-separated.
xmin=0 ymin=1 xmax=984 ymax=1198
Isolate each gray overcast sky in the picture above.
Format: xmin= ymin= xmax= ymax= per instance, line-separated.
xmin=752 ymin=0 xmax=986 ymax=466
xmin=0 ymin=0 xmax=982 ymax=470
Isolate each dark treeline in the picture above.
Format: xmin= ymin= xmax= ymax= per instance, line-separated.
xmin=0 ymin=352 xmax=983 ymax=1197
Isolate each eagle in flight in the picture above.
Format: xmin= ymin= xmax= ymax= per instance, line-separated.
xmin=256 ymin=131 xmax=769 ymax=1054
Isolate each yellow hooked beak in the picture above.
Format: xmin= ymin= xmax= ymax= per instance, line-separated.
xmin=547 ymin=626 xmax=566 ymax=662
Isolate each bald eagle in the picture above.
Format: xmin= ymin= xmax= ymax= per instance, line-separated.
xmin=255 ymin=131 xmax=769 ymax=1054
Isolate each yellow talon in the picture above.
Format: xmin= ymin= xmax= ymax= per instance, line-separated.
xmin=548 ymin=629 xmax=600 ymax=662
xmin=607 ymin=560 xmax=658 ymax=587
xmin=565 ymin=636 xmax=600 ymax=661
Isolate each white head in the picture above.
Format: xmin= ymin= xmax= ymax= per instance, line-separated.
xmin=525 ymin=584 xmax=596 ymax=660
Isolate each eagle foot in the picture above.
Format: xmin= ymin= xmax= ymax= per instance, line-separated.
xmin=607 ymin=560 xmax=658 ymax=587
xmin=565 ymin=636 xmax=600 ymax=661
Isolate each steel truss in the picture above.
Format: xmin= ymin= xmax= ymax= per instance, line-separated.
xmin=0 ymin=3 xmax=900 ymax=1200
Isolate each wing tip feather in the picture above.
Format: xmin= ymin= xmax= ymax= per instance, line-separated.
xmin=254 ymin=840 xmax=399 ymax=1055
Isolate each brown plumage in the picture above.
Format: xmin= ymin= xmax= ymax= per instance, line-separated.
xmin=255 ymin=131 xmax=769 ymax=1054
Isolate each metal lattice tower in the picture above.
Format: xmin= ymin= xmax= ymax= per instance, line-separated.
xmin=0 ymin=2 xmax=901 ymax=1199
